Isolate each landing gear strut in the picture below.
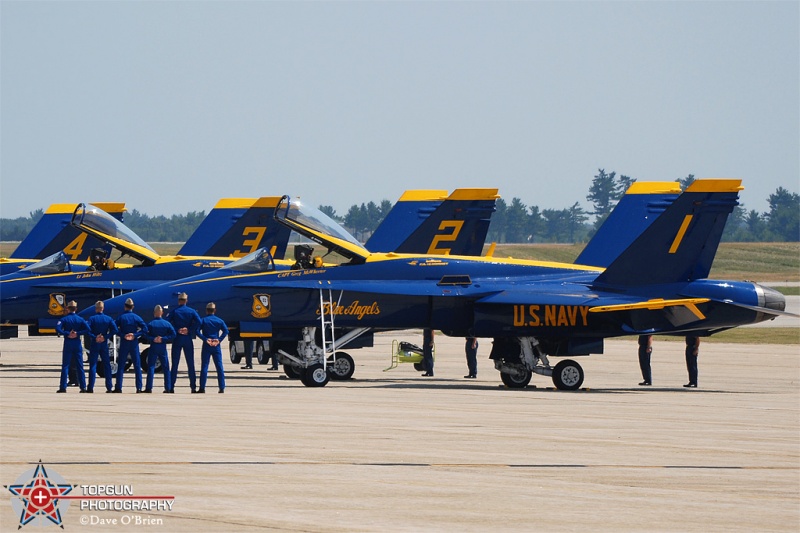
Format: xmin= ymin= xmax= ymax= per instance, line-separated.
xmin=494 ymin=337 xmax=584 ymax=390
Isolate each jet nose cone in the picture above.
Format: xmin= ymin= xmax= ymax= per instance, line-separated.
xmin=757 ymin=285 xmax=786 ymax=312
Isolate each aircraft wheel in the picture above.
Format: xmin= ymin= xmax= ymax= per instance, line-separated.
xmin=301 ymin=364 xmax=329 ymax=387
xmin=413 ymin=362 xmax=424 ymax=371
xmin=500 ymin=369 xmax=532 ymax=389
xmin=140 ymin=348 xmax=152 ymax=373
xmin=124 ymin=353 xmax=134 ymax=373
xmin=328 ymin=352 xmax=355 ymax=380
xmin=229 ymin=342 xmax=243 ymax=364
xmin=256 ymin=344 xmax=271 ymax=365
xmin=552 ymin=359 xmax=584 ymax=391
xmin=284 ymin=365 xmax=303 ymax=380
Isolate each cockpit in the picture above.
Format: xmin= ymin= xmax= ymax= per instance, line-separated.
xmin=72 ymin=203 xmax=159 ymax=266
xmin=221 ymin=247 xmax=276 ymax=273
xmin=274 ymin=197 xmax=369 ymax=264
xmin=19 ymin=251 xmax=71 ymax=275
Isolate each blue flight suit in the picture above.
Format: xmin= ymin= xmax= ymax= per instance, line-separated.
xmin=145 ymin=318 xmax=176 ymax=392
xmin=168 ymin=304 xmax=202 ymax=392
xmin=198 ymin=314 xmax=229 ymax=392
xmin=115 ymin=310 xmax=147 ymax=392
xmin=86 ymin=311 xmax=119 ymax=392
xmin=56 ymin=312 xmax=90 ymax=391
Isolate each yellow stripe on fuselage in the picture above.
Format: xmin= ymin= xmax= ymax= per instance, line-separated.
xmin=588 ymin=298 xmax=710 ymax=313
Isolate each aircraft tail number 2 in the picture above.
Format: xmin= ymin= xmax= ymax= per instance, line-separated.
xmin=427 ymin=220 xmax=464 ymax=255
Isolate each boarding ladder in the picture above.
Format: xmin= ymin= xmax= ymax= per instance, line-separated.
xmin=318 ymin=288 xmax=340 ymax=371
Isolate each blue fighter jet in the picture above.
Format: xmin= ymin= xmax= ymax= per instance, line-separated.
xmin=95 ymin=179 xmax=790 ymax=388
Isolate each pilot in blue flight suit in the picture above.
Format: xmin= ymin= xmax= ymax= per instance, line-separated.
xmin=86 ymin=300 xmax=119 ymax=393
xmin=168 ymin=292 xmax=202 ymax=393
xmin=55 ymin=301 xmax=90 ymax=393
xmin=114 ymin=298 xmax=147 ymax=393
xmin=144 ymin=305 xmax=176 ymax=393
xmin=197 ymin=302 xmax=228 ymax=393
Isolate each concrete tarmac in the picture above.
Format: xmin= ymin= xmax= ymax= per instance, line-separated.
xmin=1 ymin=332 xmax=798 ymax=532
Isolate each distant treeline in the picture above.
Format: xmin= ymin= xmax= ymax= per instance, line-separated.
xmin=2 ymin=171 xmax=798 ymax=243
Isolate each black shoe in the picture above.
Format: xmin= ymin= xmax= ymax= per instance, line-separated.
xmin=218 ymin=389 xmax=224 ymax=393
xmin=112 ymin=389 xmax=122 ymax=393
xmin=639 ymin=381 xmax=651 ymax=386
xmin=270 ymin=366 xmax=279 ymax=370
xmin=56 ymin=388 xmax=66 ymax=393
xmin=79 ymin=389 xmax=88 ymax=393
xmin=421 ymin=373 xmax=433 ymax=377
xmin=143 ymin=389 xmax=152 ymax=393
xmin=136 ymin=389 xmax=143 ymax=394
xmin=683 ymin=383 xmax=697 ymax=388
xmin=198 ymin=388 xmax=205 ymax=394
xmin=164 ymin=389 xmax=174 ymax=394
xmin=86 ymin=388 xmax=94 ymax=393
xmin=105 ymin=390 xmax=113 ymax=393
xmin=241 ymin=365 xmax=253 ymax=369
xmin=464 ymin=375 xmax=476 ymax=379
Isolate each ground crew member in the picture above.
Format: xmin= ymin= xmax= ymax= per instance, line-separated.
xmin=55 ymin=301 xmax=90 ymax=393
xmin=168 ymin=292 xmax=202 ymax=393
xmin=197 ymin=302 xmax=228 ymax=393
xmin=421 ymin=328 xmax=435 ymax=377
xmin=114 ymin=298 xmax=147 ymax=393
xmin=241 ymin=340 xmax=254 ymax=369
xmin=144 ymin=305 xmax=176 ymax=393
xmin=464 ymin=337 xmax=478 ymax=379
xmin=86 ymin=300 xmax=119 ymax=393
xmin=638 ymin=335 xmax=653 ymax=386
xmin=684 ymin=336 xmax=700 ymax=388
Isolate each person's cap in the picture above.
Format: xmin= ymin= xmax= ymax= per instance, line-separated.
xmin=178 ymin=292 xmax=188 ymax=301
xmin=67 ymin=300 xmax=78 ymax=309
xmin=125 ymin=298 xmax=134 ymax=306
xmin=206 ymin=302 xmax=216 ymax=310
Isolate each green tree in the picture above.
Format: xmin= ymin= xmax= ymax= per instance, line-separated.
xmin=677 ymin=174 xmax=695 ymax=191
xmin=765 ymin=187 xmax=800 ymax=241
xmin=505 ymin=198 xmax=529 ymax=242
xmin=587 ymin=169 xmax=629 ymax=229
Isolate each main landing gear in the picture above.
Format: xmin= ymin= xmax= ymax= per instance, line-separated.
xmin=492 ymin=337 xmax=585 ymax=390
xmin=277 ymin=327 xmax=368 ymax=387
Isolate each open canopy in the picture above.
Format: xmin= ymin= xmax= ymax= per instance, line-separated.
xmin=274 ymin=196 xmax=369 ymax=264
xmin=71 ymin=203 xmax=159 ymax=265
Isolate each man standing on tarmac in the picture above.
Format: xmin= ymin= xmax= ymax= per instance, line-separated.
xmin=197 ymin=302 xmax=228 ymax=393
xmin=86 ymin=300 xmax=119 ymax=393
xmin=144 ymin=305 xmax=176 ymax=393
xmin=168 ymin=292 xmax=202 ymax=393
xmin=115 ymin=298 xmax=147 ymax=393
xmin=55 ymin=301 xmax=90 ymax=393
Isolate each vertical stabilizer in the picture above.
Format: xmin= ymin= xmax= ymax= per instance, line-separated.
xmin=389 ymin=188 xmax=499 ymax=256
xmin=576 ymin=182 xmax=680 ymax=268
xmin=365 ymin=190 xmax=448 ymax=252
xmin=10 ymin=202 xmax=126 ymax=261
xmin=179 ymin=197 xmax=293 ymax=259
xmin=593 ymin=179 xmax=742 ymax=287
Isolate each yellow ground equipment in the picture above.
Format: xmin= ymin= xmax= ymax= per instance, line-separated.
xmin=385 ymin=340 xmax=435 ymax=372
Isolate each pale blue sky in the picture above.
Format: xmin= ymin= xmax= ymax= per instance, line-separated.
xmin=1 ymin=1 xmax=798 ymax=220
